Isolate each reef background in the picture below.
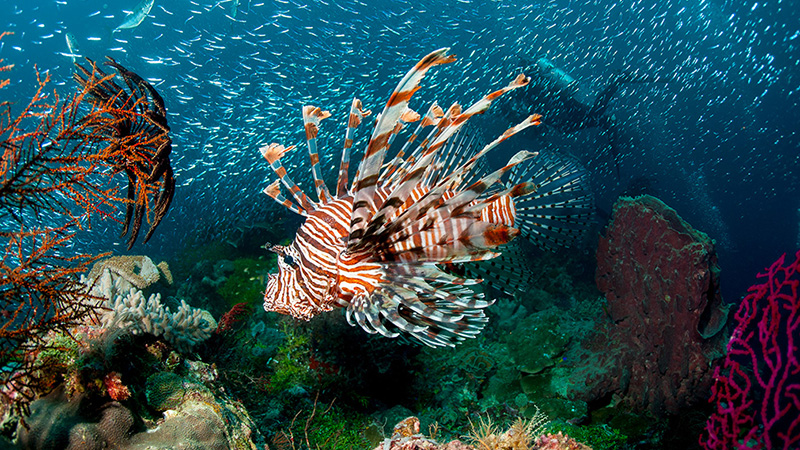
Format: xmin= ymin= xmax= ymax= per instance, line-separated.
xmin=1 ymin=0 xmax=797 ymax=302
xmin=2 ymin=0 xmax=800 ymax=448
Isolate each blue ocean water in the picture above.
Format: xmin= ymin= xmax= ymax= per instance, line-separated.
xmin=1 ymin=0 xmax=797 ymax=302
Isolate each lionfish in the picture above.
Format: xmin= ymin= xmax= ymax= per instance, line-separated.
xmin=259 ymin=48 xmax=593 ymax=347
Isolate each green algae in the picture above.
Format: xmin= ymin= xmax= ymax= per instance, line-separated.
xmin=217 ymin=257 xmax=275 ymax=307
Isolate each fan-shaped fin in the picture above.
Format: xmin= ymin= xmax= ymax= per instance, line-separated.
xmin=509 ymin=151 xmax=595 ymax=250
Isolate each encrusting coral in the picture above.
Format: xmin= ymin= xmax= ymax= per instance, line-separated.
xmin=374 ymin=411 xmax=581 ymax=450
xmin=15 ymin=358 xmax=262 ymax=449
xmin=87 ymin=255 xmax=172 ymax=294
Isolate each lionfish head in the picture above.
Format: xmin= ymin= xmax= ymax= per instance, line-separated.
xmin=263 ymin=244 xmax=331 ymax=321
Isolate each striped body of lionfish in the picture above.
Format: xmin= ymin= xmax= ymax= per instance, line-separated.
xmin=259 ymin=48 xmax=593 ymax=347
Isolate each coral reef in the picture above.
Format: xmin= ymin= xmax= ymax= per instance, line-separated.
xmin=534 ymin=432 xmax=592 ymax=450
xmin=373 ymin=414 xmax=590 ymax=450
xmin=87 ymin=255 xmax=172 ymax=295
xmin=700 ymin=250 xmax=800 ymax=449
xmin=16 ymin=358 xmax=261 ymax=449
xmin=100 ymin=288 xmax=216 ymax=352
xmin=83 ymin=254 xmax=216 ymax=352
xmin=569 ymin=195 xmax=730 ymax=416
xmin=0 ymin=47 xmax=176 ymax=419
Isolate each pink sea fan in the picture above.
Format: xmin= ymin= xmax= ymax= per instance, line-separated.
xmin=700 ymin=250 xmax=800 ymax=449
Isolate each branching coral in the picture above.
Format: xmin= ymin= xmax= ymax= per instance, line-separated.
xmin=0 ymin=43 xmax=177 ymax=418
xmin=100 ymin=287 xmax=217 ymax=352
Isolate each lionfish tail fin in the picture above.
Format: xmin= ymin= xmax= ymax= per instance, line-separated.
xmin=510 ymin=151 xmax=595 ymax=251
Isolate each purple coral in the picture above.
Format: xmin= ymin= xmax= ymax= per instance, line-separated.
xmin=700 ymin=250 xmax=800 ymax=449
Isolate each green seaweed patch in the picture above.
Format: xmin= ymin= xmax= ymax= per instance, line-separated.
xmin=482 ymin=364 xmax=523 ymax=405
xmin=508 ymin=309 xmax=570 ymax=374
xmin=217 ymin=257 xmax=275 ymax=307
xmin=268 ymin=321 xmax=313 ymax=393
xmin=545 ymin=421 xmax=628 ymax=450
xmin=591 ymin=405 xmax=655 ymax=443
xmin=299 ymin=404 xmax=371 ymax=450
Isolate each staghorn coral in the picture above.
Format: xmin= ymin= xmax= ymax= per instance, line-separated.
xmin=100 ymin=287 xmax=216 ymax=352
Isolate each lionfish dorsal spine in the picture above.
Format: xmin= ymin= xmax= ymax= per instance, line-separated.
xmin=259 ymin=143 xmax=315 ymax=214
xmin=380 ymin=103 xmax=445 ymax=189
xmin=337 ymin=98 xmax=371 ymax=197
xmin=262 ymin=179 xmax=307 ymax=216
xmin=348 ymin=48 xmax=456 ymax=245
xmin=365 ymin=115 xmax=542 ymax=249
xmin=302 ymin=106 xmax=332 ymax=204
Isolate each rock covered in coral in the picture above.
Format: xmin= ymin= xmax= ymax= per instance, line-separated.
xmin=373 ymin=416 xmax=471 ymax=450
xmin=534 ymin=432 xmax=592 ymax=450
xmin=373 ymin=415 xmax=572 ymax=450
xmin=87 ymin=255 xmax=172 ymax=297
xmin=572 ymin=195 xmax=730 ymax=415
xmin=81 ymin=254 xmax=217 ymax=352
xmin=15 ymin=359 xmax=261 ymax=450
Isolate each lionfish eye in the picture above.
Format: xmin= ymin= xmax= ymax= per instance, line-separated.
xmin=282 ymin=254 xmax=295 ymax=266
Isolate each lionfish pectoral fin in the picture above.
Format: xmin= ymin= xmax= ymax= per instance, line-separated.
xmin=510 ymin=151 xmax=595 ymax=251
xmin=345 ymin=277 xmax=491 ymax=347
xmin=464 ymin=239 xmax=539 ymax=295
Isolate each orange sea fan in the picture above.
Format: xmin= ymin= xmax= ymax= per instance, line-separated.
xmin=0 ymin=48 xmax=176 ymax=419
xmin=0 ymin=32 xmax=12 ymax=89
xmin=73 ymin=57 xmax=175 ymax=249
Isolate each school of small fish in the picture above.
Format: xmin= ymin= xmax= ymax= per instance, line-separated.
xmin=0 ymin=0 xmax=794 ymax=280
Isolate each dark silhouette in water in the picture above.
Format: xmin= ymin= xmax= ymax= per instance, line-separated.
xmin=525 ymin=57 xmax=667 ymax=133
xmin=518 ymin=57 xmax=669 ymax=176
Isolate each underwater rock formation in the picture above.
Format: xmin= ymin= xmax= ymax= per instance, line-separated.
xmin=373 ymin=415 xmax=568 ymax=450
xmin=16 ymin=359 xmax=260 ymax=450
xmin=87 ymin=255 xmax=172 ymax=295
xmin=573 ymin=195 xmax=730 ymax=415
